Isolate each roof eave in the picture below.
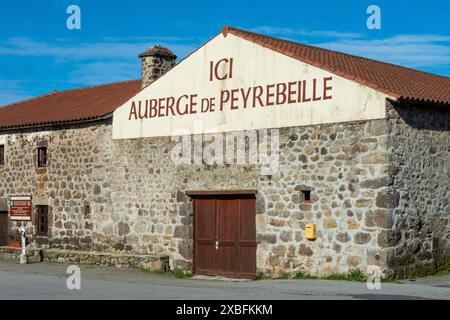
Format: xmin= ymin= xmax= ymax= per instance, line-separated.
xmin=0 ymin=113 xmax=113 ymax=133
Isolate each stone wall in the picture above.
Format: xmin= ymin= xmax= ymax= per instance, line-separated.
xmin=0 ymin=116 xmax=396 ymax=276
xmin=105 ymin=119 xmax=393 ymax=276
xmin=140 ymin=54 xmax=176 ymax=88
xmin=385 ymin=101 xmax=450 ymax=278
xmin=109 ymin=119 xmax=392 ymax=276
xmin=255 ymin=121 xmax=391 ymax=276
xmin=0 ymin=246 xmax=168 ymax=270
xmin=0 ymin=246 xmax=43 ymax=263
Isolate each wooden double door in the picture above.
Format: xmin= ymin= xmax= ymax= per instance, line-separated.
xmin=193 ymin=194 xmax=256 ymax=278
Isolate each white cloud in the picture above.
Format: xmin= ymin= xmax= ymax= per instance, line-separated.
xmin=0 ymin=37 xmax=198 ymax=90
xmin=101 ymin=35 xmax=188 ymax=42
xmin=0 ymin=37 xmax=196 ymax=62
xmin=0 ymin=80 xmax=31 ymax=106
xmin=68 ymin=61 xmax=139 ymax=85
xmin=249 ymin=26 xmax=364 ymax=39
xmin=316 ymin=35 xmax=450 ymax=68
xmin=374 ymin=34 xmax=450 ymax=44
xmin=249 ymin=26 xmax=450 ymax=73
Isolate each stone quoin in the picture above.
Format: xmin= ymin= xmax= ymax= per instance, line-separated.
xmin=0 ymin=26 xmax=449 ymax=279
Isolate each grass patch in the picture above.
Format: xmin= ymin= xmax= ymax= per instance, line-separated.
xmin=293 ymin=271 xmax=318 ymax=280
xmin=171 ymin=268 xmax=193 ymax=279
xmin=254 ymin=268 xmax=399 ymax=283
xmin=140 ymin=265 xmax=402 ymax=283
xmin=325 ymin=268 xmax=367 ymax=282
xmin=436 ymin=261 xmax=450 ymax=276
xmin=253 ymin=272 xmax=271 ymax=280
xmin=273 ymin=272 xmax=290 ymax=280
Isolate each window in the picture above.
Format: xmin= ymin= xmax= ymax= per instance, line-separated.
xmin=37 ymin=147 xmax=47 ymax=168
xmin=36 ymin=205 xmax=48 ymax=236
xmin=0 ymin=145 xmax=4 ymax=165
xmin=84 ymin=205 xmax=91 ymax=218
xmin=301 ymin=190 xmax=311 ymax=204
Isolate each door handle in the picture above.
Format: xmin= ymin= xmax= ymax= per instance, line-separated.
xmin=215 ymin=240 xmax=219 ymax=250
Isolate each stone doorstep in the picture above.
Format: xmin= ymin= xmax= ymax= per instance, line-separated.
xmin=191 ymin=275 xmax=251 ymax=282
xmin=0 ymin=246 xmax=169 ymax=272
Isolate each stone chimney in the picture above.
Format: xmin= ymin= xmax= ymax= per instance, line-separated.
xmin=139 ymin=45 xmax=177 ymax=88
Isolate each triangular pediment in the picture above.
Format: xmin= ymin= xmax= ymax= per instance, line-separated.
xmin=113 ymin=32 xmax=388 ymax=139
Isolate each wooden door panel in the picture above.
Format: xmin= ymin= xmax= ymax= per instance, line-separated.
xmin=217 ymin=198 xmax=238 ymax=241
xmin=239 ymin=197 xmax=256 ymax=241
xmin=195 ymin=244 xmax=216 ymax=275
xmin=217 ymin=246 xmax=235 ymax=277
xmin=196 ymin=198 xmax=215 ymax=240
xmin=238 ymin=246 xmax=257 ymax=278
xmin=194 ymin=197 xmax=216 ymax=275
xmin=238 ymin=196 xmax=256 ymax=277
xmin=217 ymin=197 xmax=239 ymax=276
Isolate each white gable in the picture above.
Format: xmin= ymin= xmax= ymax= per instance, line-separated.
xmin=112 ymin=33 xmax=389 ymax=139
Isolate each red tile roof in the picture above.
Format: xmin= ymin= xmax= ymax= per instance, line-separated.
xmin=223 ymin=26 xmax=450 ymax=106
xmin=0 ymin=80 xmax=141 ymax=130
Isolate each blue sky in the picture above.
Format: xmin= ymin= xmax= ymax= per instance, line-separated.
xmin=0 ymin=0 xmax=449 ymax=106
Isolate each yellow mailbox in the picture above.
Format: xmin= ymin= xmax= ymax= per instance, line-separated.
xmin=305 ymin=223 xmax=318 ymax=240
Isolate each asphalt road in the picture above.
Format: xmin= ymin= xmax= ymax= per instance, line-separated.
xmin=0 ymin=259 xmax=449 ymax=300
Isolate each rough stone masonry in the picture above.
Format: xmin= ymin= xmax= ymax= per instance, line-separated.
xmin=0 ymin=99 xmax=448 ymax=278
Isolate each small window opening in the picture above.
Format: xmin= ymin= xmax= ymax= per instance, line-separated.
xmin=301 ymin=190 xmax=311 ymax=203
xmin=0 ymin=145 xmax=4 ymax=166
xmin=37 ymin=147 xmax=47 ymax=168
xmin=84 ymin=205 xmax=91 ymax=217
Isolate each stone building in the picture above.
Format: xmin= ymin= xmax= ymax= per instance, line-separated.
xmin=0 ymin=26 xmax=449 ymax=279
